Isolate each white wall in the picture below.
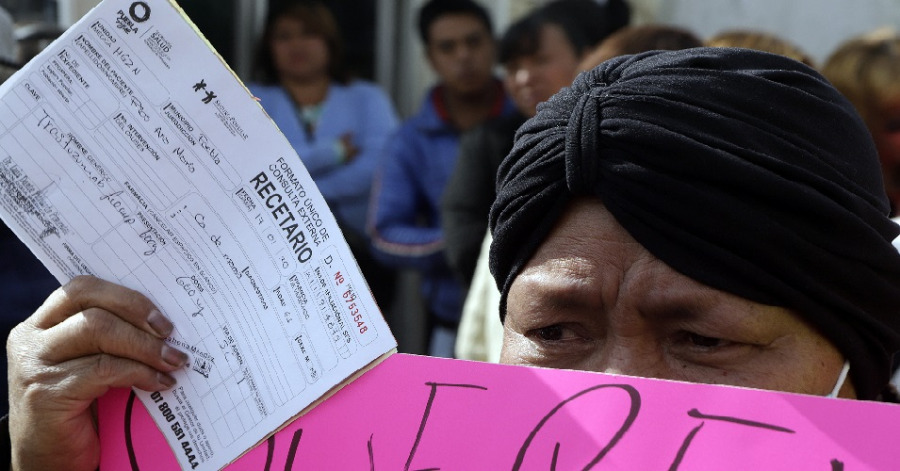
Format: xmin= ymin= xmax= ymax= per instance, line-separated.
xmin=0 ymin=6 xmax=13 ymax=62
xmin=630 ymin=0 xmax=900 ymax=65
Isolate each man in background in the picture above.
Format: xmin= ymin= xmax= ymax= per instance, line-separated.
xmin=368 ymin=0 xmax=514 ymax=357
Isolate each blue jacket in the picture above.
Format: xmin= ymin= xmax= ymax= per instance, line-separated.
xmin=249 ymin=81 xmax=399 ymax=236
xmin=369 ymin=84 xmax=515 ymax=322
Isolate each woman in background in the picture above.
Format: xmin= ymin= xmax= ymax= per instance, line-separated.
xmin=250 ymin=1 xmax=400 ymax=308
xmin=705 ymin=29 xmax=815 ymax=67
xmin=578 ymin=24 xmax=702 ymax=71
xmin=822 ymin=30 xmax=900 ymax=216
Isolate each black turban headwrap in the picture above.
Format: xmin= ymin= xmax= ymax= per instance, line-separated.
xmin=489 ymin=47 xmax=900 ymax=400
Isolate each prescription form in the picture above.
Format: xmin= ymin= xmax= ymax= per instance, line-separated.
xmin=0 ymin=0 xmax=397 ymax=469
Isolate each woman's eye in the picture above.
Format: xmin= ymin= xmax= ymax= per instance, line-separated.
xmin=687 ymin=332 xmax=725 ymax=348
xmin=536 ymin=325 xmax=564 ymax=342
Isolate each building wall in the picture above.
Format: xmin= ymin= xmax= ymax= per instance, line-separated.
xmin=0 ymin=6 xmax=13 ymax=62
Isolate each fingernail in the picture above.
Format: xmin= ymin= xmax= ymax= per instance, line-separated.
xmin=148 ymin=310 xmax=174 ymax=337
xmin=162 ymin=345 xmax=189 ymax=368
xmin=158 ymin=372 xmax=177 ymax=389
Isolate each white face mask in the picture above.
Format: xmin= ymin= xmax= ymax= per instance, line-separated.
xmin=826 ymin=360 xmax=851 ymax=398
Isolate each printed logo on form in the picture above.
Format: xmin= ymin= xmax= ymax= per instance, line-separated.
xmin=129 ymin=2 xmax=151 ymax=23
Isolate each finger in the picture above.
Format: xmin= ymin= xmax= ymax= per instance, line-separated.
xmin=36 ymin=307 xmax=188 ymax=372
xmin=30 ymin=276 xmax=173 ymax=338
xmin=28 ymin=354 xmax=177 ymax=407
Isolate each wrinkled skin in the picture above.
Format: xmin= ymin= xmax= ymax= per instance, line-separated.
xmin=501 ymin=198 xmax=855 ymax=398
xmin=7 ymin=276 xmax=188 ymax=470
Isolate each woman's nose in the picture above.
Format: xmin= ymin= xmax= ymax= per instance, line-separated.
xmin=591 ymin=337 xmax=671 ymax=380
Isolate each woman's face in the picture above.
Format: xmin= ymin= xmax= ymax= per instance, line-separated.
xmin=269 ymin=16 xmax=330 ymax=83
xmin=503 ymin=24 xmax=582 ymax=117
xmin=501 ymin=197 xmax=855 ymax=398
xmin=876 ymin=105 xmax=900 ymax=214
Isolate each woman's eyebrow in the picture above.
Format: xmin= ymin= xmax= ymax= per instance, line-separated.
xmin=646 ymin=304 xmax=700 ymax=322
xmin=636 ymin=285 xmax=724 ymax=323
xmin=520 ymin=267 xmax=603 ymax=309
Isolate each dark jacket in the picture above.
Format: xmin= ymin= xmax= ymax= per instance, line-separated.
xmin=441 ymin=112 xmax=527 ymax=287
xmin=369 ymin=85 xmax=515 ymax=323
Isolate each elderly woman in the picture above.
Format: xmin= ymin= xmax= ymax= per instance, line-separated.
xmin=7 ymin=48 xmax=900 ymax=469
xmin=490 ymin=47 xmax=900 ymax=399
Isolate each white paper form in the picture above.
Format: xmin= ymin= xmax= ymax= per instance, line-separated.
xmin=0 ymin=1 xmax=396 ymax=469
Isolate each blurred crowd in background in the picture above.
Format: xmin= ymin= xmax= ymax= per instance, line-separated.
xmin=1 ymin=0 xmax=899 ymax=414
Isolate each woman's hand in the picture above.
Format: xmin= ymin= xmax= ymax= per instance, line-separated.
xmin=7 ymin=276 xmax=188 ymax=470
xmin=339 ymin=133 xmax=360 ymax=163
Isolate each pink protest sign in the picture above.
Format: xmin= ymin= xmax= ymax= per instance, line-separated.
xmin=100 ymin=353 xmax=900 ymax=470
